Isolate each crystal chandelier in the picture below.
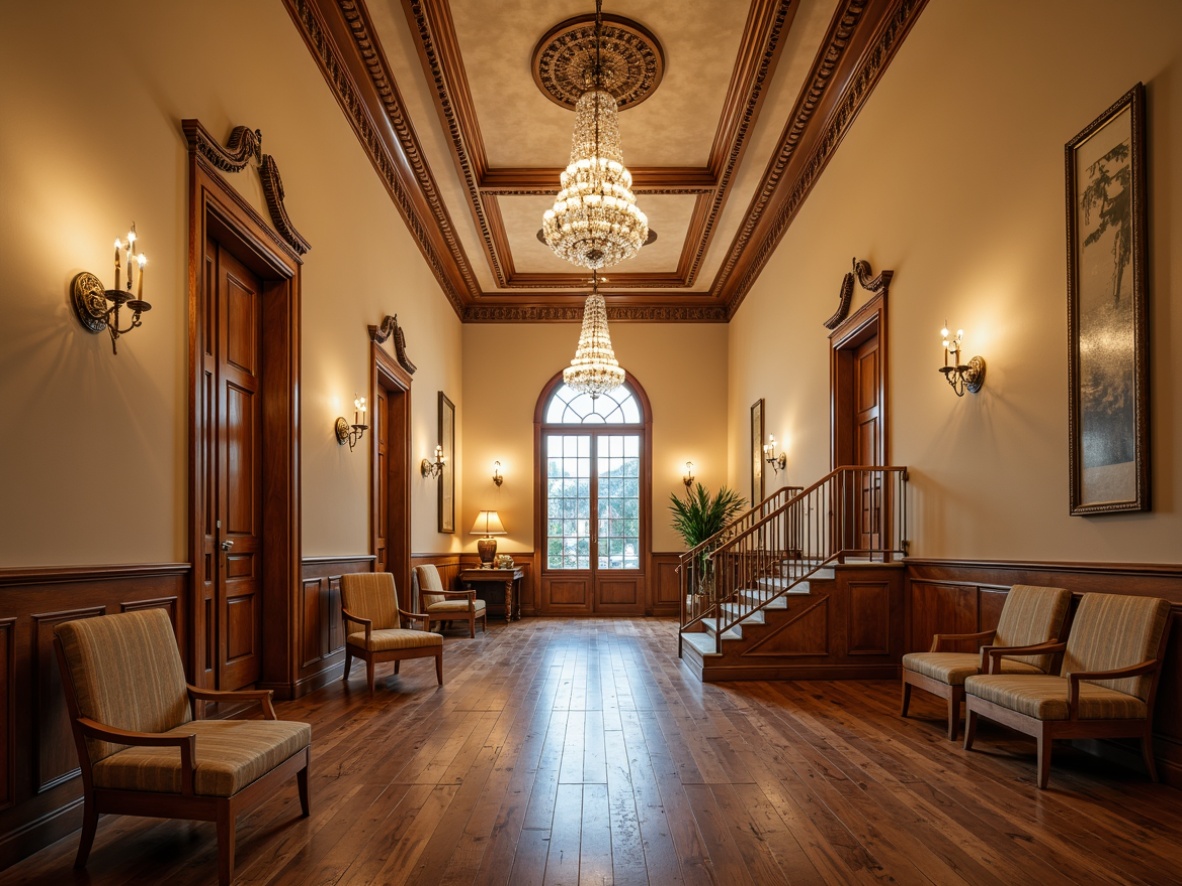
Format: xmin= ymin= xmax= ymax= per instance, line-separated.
xmin=541 ymin=0 xmax=648 ymax=270
xmin=563 ymin=273 xmax=626 ymax=398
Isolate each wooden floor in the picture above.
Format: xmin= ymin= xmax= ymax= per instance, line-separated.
xmin=7 ymin=618 xmax=1182 ymax=885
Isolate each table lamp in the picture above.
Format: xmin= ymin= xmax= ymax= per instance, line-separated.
xmin=470 ymin=510 xmax=507 ymax=567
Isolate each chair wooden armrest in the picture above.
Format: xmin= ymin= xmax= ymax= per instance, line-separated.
xmin=187 ymin=685 xmax=277 ymax=719
xmin=930 ymin=629 xmax=995 ymax=652
xmin=342 ymin=607 xmax=373 ymax=642
xmin=77 ymin=717 xmax=197 ymax=795
xmin=427 ymin=590 xmax=478 ymax=610
xmin=398 ymin=609 xmax=432 ymax=629
xmin=982 ymin=641 xmax=1066 ymax=674
xmin=1066 ymin=659 xmax=1159 ymax=718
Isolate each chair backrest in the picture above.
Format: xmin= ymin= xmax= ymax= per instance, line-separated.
xmin=993 ymin=584 xmax=1073 ymax=672
xmin=413 ymin=564 xmax=446 ymax=608
xmin=340 ymin=572 xmax=402 ymax=630
xmin=54 ymin=608 xmax=192 ymax=764
xmin=1061 ymin=592 xmax=1172 ymax=700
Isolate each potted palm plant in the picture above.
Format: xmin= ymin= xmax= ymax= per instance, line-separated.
xmin=669 ymin=483 xmax=746 ymax=613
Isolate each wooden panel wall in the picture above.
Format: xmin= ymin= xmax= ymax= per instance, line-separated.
xmin=296 ymin=556 xmax=374 ymax=696
xmin=651 ymin=552 xmax=682 ymax=616
xmin=906 ymin=560 xmax=1182 ymax=787
xmin=0 ymin=564 xmax=188 ymax=871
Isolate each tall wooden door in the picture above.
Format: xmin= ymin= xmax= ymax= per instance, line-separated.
xmin=374 ymin=384 xmax=389 ymax=574
xmin=372 ymin=345 xmax=413 ymax=606
xmin=209 ymin=239 xmax=264 ymax=691
xmin=853 ymin=335 xmax=881 ymax=551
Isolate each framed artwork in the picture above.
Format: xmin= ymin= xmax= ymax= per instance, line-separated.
xmin=1066 ymin=83 xmax=1149 ymax=515
xmin=438 ymin=391 xmax=455 ymax=532
xmin=750 ymin=398 xmax=764 ymax=505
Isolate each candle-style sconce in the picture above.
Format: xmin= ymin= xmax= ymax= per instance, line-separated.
xmin=683 ymin=461 xmax=695 ymax=489
xmin=421 ymin=445 xmax=445 ymax=479
xmin=335 ymin=395 xmax=368 ymax=451
xmin=71 ymin=223 xmax=150 ymax=354
xmin=492 ymin=460 xmax=504 ymax=487
xmin=939 ymin=324 xmax=986 ymax=397
xmin=763 ymin=436 xmax=787 ymax=474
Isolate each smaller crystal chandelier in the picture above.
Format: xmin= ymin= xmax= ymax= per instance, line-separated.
xmin=564 ymin=272 xmax=625 ymax=399
xmin=541 ymin=0 xmax=648 ymax=270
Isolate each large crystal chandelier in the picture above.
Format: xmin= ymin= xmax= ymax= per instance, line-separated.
xmin=563 ymin=273 xmax=625 ymax=398
xmin=541 ymin=0 xmax=648 ymax=271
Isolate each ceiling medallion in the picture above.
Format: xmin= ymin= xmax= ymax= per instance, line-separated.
xmin=531 ymin=14 xmax=665 ymax=111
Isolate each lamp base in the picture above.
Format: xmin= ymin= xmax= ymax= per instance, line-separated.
xmin=476 ymin=537 xmax=497 ymax=567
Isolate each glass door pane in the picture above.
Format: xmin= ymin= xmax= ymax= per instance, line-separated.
xmin=545 ymin=434 xmax=591 ymax=569
xmin=597 ymin=434 xmax=640 ymax=570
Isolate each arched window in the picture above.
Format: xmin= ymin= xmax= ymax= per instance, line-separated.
xmin=534 ymin=375 xmax=651 ymax=615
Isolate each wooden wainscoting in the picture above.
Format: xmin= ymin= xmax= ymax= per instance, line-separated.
xmin=650 ymin=552 xmax=682 ymax=616
xmin=296 ymin=556 xmax=375 ymax=697
xmin=906 ymin=559 xmax=1182 ymax=787
xmin=0 ymin=564 xmax=189 ymax=870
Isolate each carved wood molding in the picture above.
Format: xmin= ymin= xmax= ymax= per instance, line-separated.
xmin=461 ymin=303 xmax=728 ymax=323
xmin=180 ymin=119 xmax=311 ymax=256
xmin=823 ymin=257 xmax=893 ymax=329
xmin=283 ymin=0 xmax=478 ymax=317
xmin=367 ymin=314 xmax=417 ymax=374
xmin=719 ymin=0 xmax=926 ymax=316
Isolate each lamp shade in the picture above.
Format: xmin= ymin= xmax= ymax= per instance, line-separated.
xmin=469 ymin=510 xmax=507 ymax=537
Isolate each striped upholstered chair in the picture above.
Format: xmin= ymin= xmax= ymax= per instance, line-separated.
xmin=964 ymin=592 xmax=1172 ymax=789
xmin=414 ymin=564 xmax=487 ymax=637
xmin=901 ymin=584 xmax=1072 ymax=740
xmin=340 ymin=572 xmax=443 ymax=691
xmin=54 ymin=608 xmax=311 ymax=886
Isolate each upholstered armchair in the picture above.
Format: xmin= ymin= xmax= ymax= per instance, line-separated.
xmin=54 ymin=608 xmax=311 ymax=886
xmin=413 ymin=563 xmax=487 ymax=637
xmin=340 ymin=572 xmax=443 ymax=691
xmin=964 ymin=592 xmax=1172 ymax=789
xmin=901 ymin=584 xmax=1072 ymax=739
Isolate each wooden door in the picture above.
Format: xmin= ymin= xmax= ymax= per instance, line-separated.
xmin=211 ymin=240 xmax=264 ymax=690
xmin=854 ymin=336 xmax=881 ymax=551
xmin=374 ymin=384 xmax=389 ymax=573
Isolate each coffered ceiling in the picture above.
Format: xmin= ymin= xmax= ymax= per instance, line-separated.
xmin=284 ymin=0 xmax=926 ymax=321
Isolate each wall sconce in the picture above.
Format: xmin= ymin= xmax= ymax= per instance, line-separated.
xmin=939 ymin=324 xmax=986 ymax=397
xmin=683 ymin=461 xmax=695 ymax=489
xmin=492 ymin=460 xmax=504 ymax=487
xmin=335 ymin=395 xmax=368 ymax=451
xmin=763 ymin=436 xmax=787 ymax=474
xmin=71 ymin=223 xmax=150 ymax=355
xmin=421 ymin=444 xmax=444 ymax=479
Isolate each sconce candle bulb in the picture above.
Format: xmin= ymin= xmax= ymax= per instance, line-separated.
xmin=71 ymin=222 xmax=151 ymax=354
xmin=938 ymin=324 xmax=986 ymax=396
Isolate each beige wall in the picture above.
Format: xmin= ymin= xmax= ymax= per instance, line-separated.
xmin=730 ymin=0 xmax=1182 ymax=562
xmin=0 ymin=1 xmax=462 ymax=566
xmin=462 ymin=322 xmax=729 ymax=555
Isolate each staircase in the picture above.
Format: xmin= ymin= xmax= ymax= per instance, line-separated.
xmin=679 ymin=466 xmax=909 ymax=681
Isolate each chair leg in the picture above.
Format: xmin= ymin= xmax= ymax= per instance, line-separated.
xmin=963 ymin=708 xmax=977 ymax=751
xmin=947 ymin=688 xmax=962 ymax=742
xmin=297 ymin=761 xmax=311 ymax=816
xmin=366 ymin=658 xmax=375 ymax=693
xmin=1142 ymin=725 xmax=1159 ymax=782
xmin=74 ymin=793 xmax=98 ymax=869
xmin=394 ymin=660 xmax=400 ymax=675
xmin=1036 ymin=729 xmax=1052 ymax=790
xmin=900 ymin=680 xmax=912 ymax=717
xmin=342 ymin=647 xmax=352 ymax=682
xmin=216 ymin=802 xmax=235 ymax=886
xmin=469 ymin=614 xmax=475 ymax=638
xmin=435 ymin=650 xmax=443 ymax=685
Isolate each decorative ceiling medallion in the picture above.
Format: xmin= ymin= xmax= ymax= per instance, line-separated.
xmin=532 ymin=14 xmax=665 ymax=110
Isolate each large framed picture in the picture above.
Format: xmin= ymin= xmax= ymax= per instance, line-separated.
xmin=1066 ymin=83 xmax=1149 ymax=515
xmin=750 ymin=398 xmax=764 ymax=505
xmin=438 ymin=391 xmax=455 ymax=532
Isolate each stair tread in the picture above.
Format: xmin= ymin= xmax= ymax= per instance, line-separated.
xmin=681 ymin=632 xmax=719 ymax=656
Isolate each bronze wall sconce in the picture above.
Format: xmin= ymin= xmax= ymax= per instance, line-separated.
xmin=493 ymin=460 xmax=503 ymax=487
xmin=71 ymin=224 xmax=150 ymax=354
xmin=421 ymin=445 xmax=444 ymax=478
xmin=683 ymin=461 xmax=695 ymax=489
xmin=940 ymin=325 xmax=986 ymax=396
xmin=763 ymin=437 xmax=786 ymax=474
xmin=335 ymin=395 xmax=368 ymax=451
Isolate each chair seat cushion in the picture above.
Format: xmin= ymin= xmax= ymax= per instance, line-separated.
xmin=964 ymin=674 xmax=1148 ymax=720
xmin=426 ymin=599 xmax=487 ymax=614
xmin=347 ymin=628 xmax=443 ymax=652
xmin=92 ymin=719 xmax=311 ymax=797
xmin=902 ymin=652 xmax=1042 ymax=686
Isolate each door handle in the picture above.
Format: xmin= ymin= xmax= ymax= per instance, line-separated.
xmin=220 ymin=540 xmax=234 ymax=552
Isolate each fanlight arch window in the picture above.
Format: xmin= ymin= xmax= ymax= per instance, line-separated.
xmin=544 ymin=382 xmax=642 ymax=425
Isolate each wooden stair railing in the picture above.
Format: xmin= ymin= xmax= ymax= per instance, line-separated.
xmin=678 ymin=466 xmax=909 ymax=656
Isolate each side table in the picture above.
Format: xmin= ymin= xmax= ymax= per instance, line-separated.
xmin=459 ymin=567 xmax=524 ymax=624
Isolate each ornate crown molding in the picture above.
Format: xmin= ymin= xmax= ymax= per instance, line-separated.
xmin=259 ymin=154 xmax=311 ymax=256
xmin=368 ymin=314 xmax=417 ymax=374
xmin=461 ymin=302 xmax=727 ymax=324
xmin=823 ymin=257 xmax=892 ymax=329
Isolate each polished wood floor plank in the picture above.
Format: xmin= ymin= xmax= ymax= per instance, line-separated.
xmin=8 ymin=617 xmax=1182 ymax=886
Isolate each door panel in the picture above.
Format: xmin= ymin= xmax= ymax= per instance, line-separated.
xmin=215 ymin=245 xmax=263 ymax=691
xmin=853 ymin=336 xmax=882 ymax=552
xmin=374 ymin=385 xmax=388 ymax=573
